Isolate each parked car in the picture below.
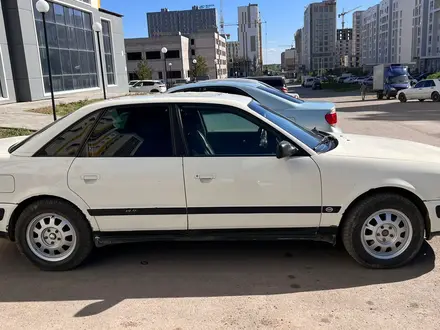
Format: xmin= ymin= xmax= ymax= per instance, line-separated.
xmin=167 ymin=79 xmax=338 ymax=132
xmin=171 ymin=78 xmax=190 ymax=87
xmin=343 ymin=76 xmax=358 ymax=84
xmin=129 ymin=80 xmax=166 ymax=93
xmin=311 ymin=79 xmax=322 ymax=90
xmin=397 ymin=79 xmax=440 ymax=102
xmin=246 ymin=76 xmax=288 ymax=93
xmin=128 ymin=80 xmax=140 ymax=86
xmin=303 ymin=77 xmax=315 ymax=88
xmin=2 ymin=93 xmax=440 ymax=271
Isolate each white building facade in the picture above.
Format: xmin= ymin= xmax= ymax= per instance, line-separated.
xmin=237 ymin=4 xmax=262 ymax=72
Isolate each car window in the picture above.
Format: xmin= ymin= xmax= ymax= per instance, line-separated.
xmin=257 ymin=85 xmax=304 ymax=103
xmin=36 ymin=111 xmax=101 ymax=157
xmin=414 ymin=81 xmax=425 ymax=88
xmin=81 ymin=104 xmax=173 ymax=157
xmin=178 ymin=104 xmax=281 ymax=156
xmin=425 ymin=80 xmax=434 ymax=87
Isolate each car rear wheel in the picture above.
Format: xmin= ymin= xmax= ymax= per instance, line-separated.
xmin=432 ymin=91 xmax=440 ymax=102
xmin=398 ymin=93 xmax=407 ymax=103
xmin=15 ymin=199 xmax=93 ymax=271
xmin=341 ymin=193 xmax=424 ymax=269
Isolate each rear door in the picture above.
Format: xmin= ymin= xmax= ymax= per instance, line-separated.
xmin=411 ymin=81 xmax=426 ymax=98
xmin=67 ymin=103 xmax=187 ymax=232
xmin=422 ymin=80 xmax=435 ymax=99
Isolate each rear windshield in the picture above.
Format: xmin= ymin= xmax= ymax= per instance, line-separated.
xmin=257 ymin=85 xmax=305 ymax=104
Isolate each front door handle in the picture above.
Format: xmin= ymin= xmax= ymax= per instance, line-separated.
xmin=81 ymin=174 xmax=100 ymax=183
xmin=195 ymin=174 xmax=215 ymax=181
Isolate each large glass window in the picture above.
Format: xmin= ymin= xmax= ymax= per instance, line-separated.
xmin=82 ymin=105 xmax=173 ymax=157
xmin=34 ymin=0 xmax=98 ymax=93
xmin=101 ymin=20 xmax=115 ymax=85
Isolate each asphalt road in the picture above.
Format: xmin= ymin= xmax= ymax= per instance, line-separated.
xmin=1 ymin=89 xmax=440 ymax=329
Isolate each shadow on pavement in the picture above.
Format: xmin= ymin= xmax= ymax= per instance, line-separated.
xmin=0 ymin=240 xmax=435 ymax=316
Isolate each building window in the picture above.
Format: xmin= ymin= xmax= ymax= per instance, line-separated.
xmin=101 ymin=20 xmax=115 ymax=85
xmin=34 ymin=0 xmax=98 ymax=92
xmin=250 ymin=36 xmax=256 ymax=52
xmin=191 ymin=49 xmax=195 ymax=56
xmin=191 ymin=39 xmax=195 ymax=45
xmin=145 ymin=51 xmax=161 ymax=60
xmin=127 ymin=52 xmax=142 ymax=61
xmin=166 ymin=50 xmax=180 ymax=59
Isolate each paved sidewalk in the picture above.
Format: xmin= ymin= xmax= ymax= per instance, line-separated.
xmin=0 ymin=90 xmax=127 ymax=130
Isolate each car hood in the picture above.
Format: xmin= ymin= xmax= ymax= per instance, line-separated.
xmin=297 ymin=101 xmax=335 ymax=111
xmin=328 ymin=133 xmax=440 ymax=163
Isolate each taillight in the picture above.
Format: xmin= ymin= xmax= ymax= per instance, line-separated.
xmin=325 ymin=109 xmax=337 ymax=126
xmin=281 ymin=86 xmax=288 ymax=93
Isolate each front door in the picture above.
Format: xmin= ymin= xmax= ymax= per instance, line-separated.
xmin=177 ymin=103 xmax=322 ymax=231
xmin=68 ymin=103 xmax=187 ymax=232
xmin=412 ymin=81 xmax=426 ymax=99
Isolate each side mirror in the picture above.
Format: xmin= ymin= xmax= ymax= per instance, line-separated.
xmin=276 ymin=141 xmax=299 ymax=159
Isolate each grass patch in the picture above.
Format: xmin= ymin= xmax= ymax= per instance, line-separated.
xmin=322 ymin=82 xmax=360 ymax=92
xmin=0 ymin=127 xmax=35 ymax=138
xmin=29 ymin=99 xmax=102 ymax=116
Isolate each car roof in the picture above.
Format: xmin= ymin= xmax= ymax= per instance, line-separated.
xmin=248 ymin=76 xmax=285 ymax=80
xmin=168 ymin=79 xmax=262 ymax=92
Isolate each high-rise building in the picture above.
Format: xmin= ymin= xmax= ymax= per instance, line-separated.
xmin=227 ymin=41 xmax=240 ymax=62
xmin=390 ymin=0 xmax=415 ymax=64
xmin=420 ymin=0 xmax=440 ymax=71
xmin=378 ymin=0 xmax=393 ymax=64
xmin=361 ymin=4 xmax=380 ymax=66
xmin=336 ymin=28 xmax=353 ymax=67
xmin=352 ymin=11 xmax=363 ymax=67
xmin=147 ymin=6 xmax=217 ymax=37
xmin=303 ymin=0 xmax=337 ymax=72
xmin=294 ymin=28 xmax=303 ymax=71
xmin=237 ymin=4 xmax=262 ymax=73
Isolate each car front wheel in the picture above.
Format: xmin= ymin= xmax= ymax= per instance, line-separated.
xmin=15 ymin=199 xmax=93 ymax=271
xmin=398 ymin=93 xmax=407 ymax=102
xmin=341 ymin=193 xmax=424 ymax=269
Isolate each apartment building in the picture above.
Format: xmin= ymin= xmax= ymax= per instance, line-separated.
xmin=227 ymin=41 xmax=239 ymax=62
xmin=294 ymin=28 xmax=303 ymax=71
xmin=352 ymin=11 xmax=363 ymax=67
xmin=421 ymin=0 xmax=440 ymax=71
xmin=125 ymin=35 xmax=191 ymax=81
xmin=0 ymin=0 xmax=128 ymax=105
xmin=337 ymin=29 xmax=353 ymax=68
xmin=378 ymin=0 xmax=393 ymax=63
xmin=190 ymin=31 xmax=227 ymax=79
xmin=390 ymin=0 xmax=415 ymax=63
xmin=303 ymin=0 xmax=337 ymax=72
xmin=147 ymin=6 xmax=217 ymax=37
xmin=238 ymin=4 xmax=263 ymax=72
xmin=361 ymin=5 xmax=380 ymax=65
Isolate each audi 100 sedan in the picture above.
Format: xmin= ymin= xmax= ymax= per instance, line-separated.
xmin=0 ymin=93 xmax=439 ymax=271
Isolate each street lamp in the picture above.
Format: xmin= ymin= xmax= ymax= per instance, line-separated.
xmin=192 ymin=58 xmax=197 ymax=81
xmin=161 ymin=47 xmax=168 ymax=86
xmin=214 ymin=59 xmax=218 ymax=79
xmin=92 ymin=22 xmax=106 ymax=100
xmin=168 ymin=62 xmax=172 ymax=87
xmin=36 ymin=0 xmax=56 ymax=121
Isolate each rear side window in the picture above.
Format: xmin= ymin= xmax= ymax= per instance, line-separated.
xmin=35 ymin=111 xmax=101 ymax=157
xmin=81 ymin=104 xmax=173 ymax=157
xmin=257 ymin=85 xmax=304 ymax=104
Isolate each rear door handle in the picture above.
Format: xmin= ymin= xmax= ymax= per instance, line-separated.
xmin=81 ymin=174 xmax=100 ymax=183
xmin=195 ymin=174 xmax=215 ymax=181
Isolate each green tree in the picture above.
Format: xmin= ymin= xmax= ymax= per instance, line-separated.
xmin=192 ymin=55 xmax=209 ymax=77
xmin=136 ymin=59 xmax=153 ymax=80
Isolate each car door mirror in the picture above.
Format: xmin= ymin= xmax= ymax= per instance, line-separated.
xmin=276 ymin=141 xmax=299 ymax=159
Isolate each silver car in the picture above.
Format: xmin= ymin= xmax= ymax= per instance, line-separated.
xmin=167 ymin=79 xmax=340 ymax=133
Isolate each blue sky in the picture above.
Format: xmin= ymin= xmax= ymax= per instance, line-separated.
xmin=102 ymin=0 xmax=379 ymax=64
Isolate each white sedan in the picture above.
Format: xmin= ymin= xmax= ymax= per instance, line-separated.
xmin=397 ymin=79 xmax=440 ymax=102
xmin=1 ymin=93 xmax=440 ymax=271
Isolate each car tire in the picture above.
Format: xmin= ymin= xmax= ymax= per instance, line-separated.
xmin=377 ymin=92 xmax=383 ymax=100
xmin=431 ymin=91 xmax=440 ymax=102
xmin=386 ymin=92 xmax=391 ymax=100
xmin=341 ymin=193 xmax=425 ymax=269
xmin=418 ymin=99 xmax=425 ymax=102
xmin=150 ymin=89 xmax=159 ymax=93
xmin=15 ymin=199 xmax=93 ymax=271
xmin=398 ymin=93 xmax=407 ymax=103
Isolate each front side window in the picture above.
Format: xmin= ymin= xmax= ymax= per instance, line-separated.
xmin=101 ymin=20 xmax=115 ymax=85
xmin=179 ymin=104 xmax=281 ymax=156
xmin=82 ymin=104 xmax=173 ymax=157
xmin=33 ymin=0 xmax=98 ymax=92
xmin=414 ymin=81 xmax=425 ymax=88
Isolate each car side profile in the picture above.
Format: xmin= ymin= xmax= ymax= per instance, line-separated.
xmin=129 ymin=80 xmax=167 ymax=93
xmin=397 ymin=79 xmax=440 ymax=102
xmin=167 ymin=79 xmax=339 ymax=133
xmin=1 ymin=93 xmax=440 ymax=271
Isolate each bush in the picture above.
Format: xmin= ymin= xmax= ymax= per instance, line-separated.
xmin=427 ymin=72 xmax=440 ymax=79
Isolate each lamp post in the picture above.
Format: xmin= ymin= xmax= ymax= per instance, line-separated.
xmin=168 ymin=62 xmax=172 ymax=87
xmin=192 ymin=58 xmax=197 ymax=82
xmin=161 ymin=47 xmax=168 ymax=86
xmin=92 ymin=22 xmax=106 ymax=100
xmin=214 ymin=59 xmax=218 ymax=79
xmin=36 ymin=0 xmax=56 ymax=121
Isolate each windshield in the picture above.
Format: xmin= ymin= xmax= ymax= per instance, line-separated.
xmin=248 ymin=101 xmax=322 ymax=150
xmin=388 ymin=75 xmax=409 ymax=84
xmin=257 ymin=85 xmax=305 ymax=103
